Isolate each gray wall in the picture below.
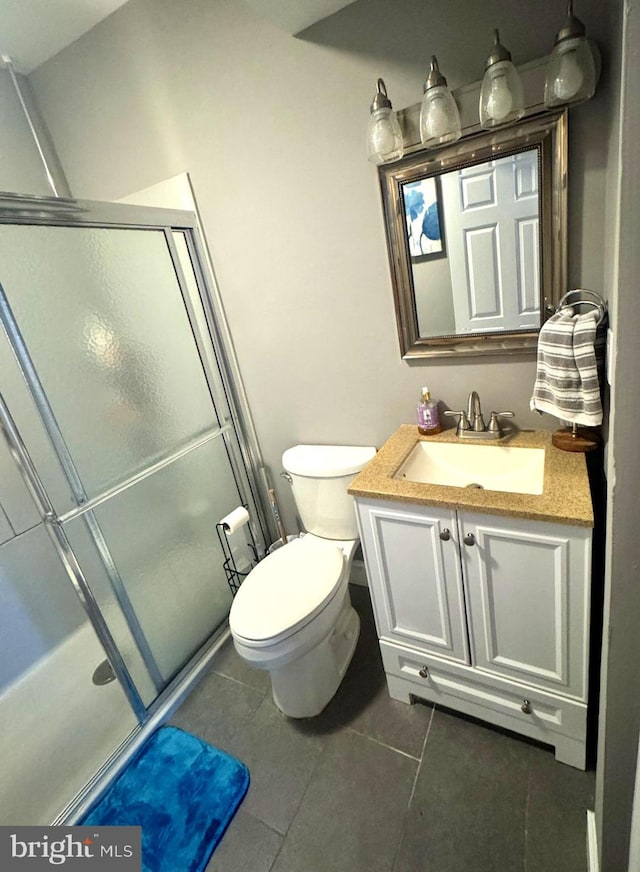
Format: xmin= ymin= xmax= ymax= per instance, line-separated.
xmin=413 ymin=255 xmax=454 ymax=337
xmin=595 ymin=1 xmax=640 ymax=868
xmin=27 ymin=0 xmax=622 ymax=532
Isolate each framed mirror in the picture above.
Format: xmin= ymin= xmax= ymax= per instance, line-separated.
xmin=379 ymin=111 xmax=567 ymax=358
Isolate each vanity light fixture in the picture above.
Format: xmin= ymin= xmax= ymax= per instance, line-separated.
xmin=366 ymin=78 xmax=404 ymax=165
xmin=479 ymin=30 xmax=525 ymax=129
xmin=544 ymin=1 xmax=597 ymax=107
xmin=419 ymin=56 xmax=461 ymax=148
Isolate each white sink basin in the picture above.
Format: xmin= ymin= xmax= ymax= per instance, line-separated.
xmin=395 ymin=441 xmax=545 ymax=495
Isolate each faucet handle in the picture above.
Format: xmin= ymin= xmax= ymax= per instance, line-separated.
xmin=488 ymin=411 xmax=515 ymax=432
xmin=443 ymin=410 xmax=472 ymax=436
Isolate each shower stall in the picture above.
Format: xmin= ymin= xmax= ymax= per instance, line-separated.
xmin=0 ymin=194 xmax=269 ymax=825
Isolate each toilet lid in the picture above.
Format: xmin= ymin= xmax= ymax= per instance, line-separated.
xmin=229 ymin=537 xmax=345 ymax=645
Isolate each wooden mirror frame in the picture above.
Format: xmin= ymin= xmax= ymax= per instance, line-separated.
xmin=379 ymin=110 xmax=567 ymax=359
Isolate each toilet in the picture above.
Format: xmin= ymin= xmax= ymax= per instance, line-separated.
xmin=229 ymin=444 xmax=376 ymax=718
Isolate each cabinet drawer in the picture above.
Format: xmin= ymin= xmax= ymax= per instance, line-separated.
xmin=380 ymin=640 xmax=587 ymax=750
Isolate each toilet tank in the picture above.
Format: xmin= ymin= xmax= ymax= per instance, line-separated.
xmin=282 ymin=445 xmax=376 ymax=540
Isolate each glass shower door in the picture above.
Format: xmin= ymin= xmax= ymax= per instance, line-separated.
xmin=0 ymin=221 xmax=258 ymax=690
xmin=0 ymin=205 xmax=266 ymax=823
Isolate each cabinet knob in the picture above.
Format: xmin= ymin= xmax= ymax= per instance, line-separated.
xmin=418 ymin=666 xmax=430 ymax=679
xmin=463 ymin=533 xmax=476 ymax=546
xmin=439 ymin=528 xmax=451 ymax=541
xmin=521 ymin=699 xmax=533 ymax=714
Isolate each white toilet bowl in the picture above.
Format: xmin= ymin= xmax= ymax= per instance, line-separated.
xmin=230 ymin=534 xmax=360 ymax=718
xmin=229 ymin=442 xmax=376 ymax=718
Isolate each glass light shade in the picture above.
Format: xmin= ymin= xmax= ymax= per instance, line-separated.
xmin=479 ymin=60 xmax=525 ymax=128
xmin=544 ymin=35 xmax=596 ymax=106
xmin=367 ymin=106 xmax=404 ymax=165
xmin=419 ymin=86 xmax=461 ymax=148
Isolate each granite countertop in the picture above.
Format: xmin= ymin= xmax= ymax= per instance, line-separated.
xmin=348 ymin=424 xmax=594 ymax=528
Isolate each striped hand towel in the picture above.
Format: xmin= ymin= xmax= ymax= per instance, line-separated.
xmin=530 ymin=309 xmax=603 ymax=426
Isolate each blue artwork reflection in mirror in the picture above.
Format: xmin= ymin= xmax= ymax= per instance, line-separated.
xmin=403 ymin=177 xmax=444 ymax=260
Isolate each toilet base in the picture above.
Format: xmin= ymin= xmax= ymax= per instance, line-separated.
xmin=270 ymin=596 xmax=360 ymax=719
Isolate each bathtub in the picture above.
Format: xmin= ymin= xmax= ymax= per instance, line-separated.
xmin=0 ymin=621 xmax=137 ymax=825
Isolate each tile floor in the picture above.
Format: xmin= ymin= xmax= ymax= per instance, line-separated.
xmin=170 ymin=585 xmax=594 ymax=872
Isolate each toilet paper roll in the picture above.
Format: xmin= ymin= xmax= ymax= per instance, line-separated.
xmin=219 ymin=506 xmax=250 ymax=534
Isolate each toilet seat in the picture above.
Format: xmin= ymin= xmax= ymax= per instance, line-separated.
xmin=229 ymin=537 xmax=345 ymax=648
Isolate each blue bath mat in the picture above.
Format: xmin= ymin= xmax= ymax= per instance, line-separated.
xmin=81 ymin=726 xmax=249 ymax=872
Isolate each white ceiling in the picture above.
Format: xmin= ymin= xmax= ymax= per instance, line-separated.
xmin=0 ymin=0 xmax=356 ymax=75
xmin=0 ymin=0 xmax=130 ymax=74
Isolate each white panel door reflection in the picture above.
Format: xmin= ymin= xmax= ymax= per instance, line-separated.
xmin=440 ymin=149 xmax=540 ymax=334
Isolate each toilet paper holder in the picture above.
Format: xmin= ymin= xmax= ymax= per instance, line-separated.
xmin=216 ymin=505 xmax=259 ymax=596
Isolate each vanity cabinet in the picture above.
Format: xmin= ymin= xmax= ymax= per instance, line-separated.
xmin=355 ymin=497 xmax=592 ymax=769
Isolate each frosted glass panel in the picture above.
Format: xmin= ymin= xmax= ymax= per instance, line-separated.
xmin=171 ymin=231 xmax=228 ymax=405
xmin=0 ymin=436 xmax=40 ymax=536
xmin=64 ymin=436 xmax=241 ymax=682
xmin=0 ymin=526 xmax=84 ymax=690
xmin=56 ymin=521 xmax=158 ymax=707
xmin=0 ymin=225 xmax=219 ymax=501
xmin=0 ymin=329 xmax=75 ymax=519
xmin=0 ymin=526 xmax=136 ymax=824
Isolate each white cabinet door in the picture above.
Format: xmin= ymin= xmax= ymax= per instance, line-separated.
xmin=459 ymin=512 xmax=591 ymax=700
xmin=356 ymin=499 xmax=470 ymax=665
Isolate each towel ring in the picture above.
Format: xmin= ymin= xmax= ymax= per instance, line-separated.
xmin=557 ymin=289 xmax=607 ymax=326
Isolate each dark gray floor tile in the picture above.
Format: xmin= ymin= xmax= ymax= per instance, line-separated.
xmin=272 ymin=729 xmax=418 ymax=872
xmin=171 ymin=586 xmax=595 ymax=872
xmin=222 ymin=694 xmax=326 ymax=835
xmin=525 ymin=744 xmax=595 ymax=872
xmin=337 ymin=675 xmax=433 ymax=758
xmin=169 ymin=670 xmax=265 ymax=751
xmin=213 ymin=635 xmax=272 ymax=694
xmin=205 ymin=808 xmax=282 ymax=872
xmin=394 ymin=709 xmax=530 ymax=872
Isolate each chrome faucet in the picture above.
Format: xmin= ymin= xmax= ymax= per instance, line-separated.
xmin=467 ymin=390 xmax=486 ymax=432
xmin=444 ymin=391 xmax=514 ymax=440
